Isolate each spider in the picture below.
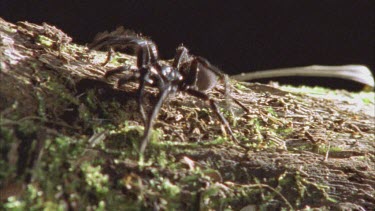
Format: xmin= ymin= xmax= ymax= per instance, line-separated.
xmin=89 ymin=27 xmax=247 ymax=153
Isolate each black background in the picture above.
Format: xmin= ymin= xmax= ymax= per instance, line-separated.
xmin=1 ymin=1 xmax=374 ymax=89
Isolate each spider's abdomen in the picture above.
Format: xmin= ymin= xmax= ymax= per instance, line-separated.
xmin=196 ymin=65 xmax=218 ymax=91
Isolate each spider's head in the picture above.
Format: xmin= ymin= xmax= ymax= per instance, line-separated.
xmin=160 ymin=65 xmax=183 ymax=82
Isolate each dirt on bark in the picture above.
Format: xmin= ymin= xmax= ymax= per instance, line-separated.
xmin=1 ymin=18 xmax=374 ymax=210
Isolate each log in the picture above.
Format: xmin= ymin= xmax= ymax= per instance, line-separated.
xmin=1 ymin=18 xmax=374 ymax=210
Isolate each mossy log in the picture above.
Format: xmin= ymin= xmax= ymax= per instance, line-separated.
xmin=1 ymin=18 xmax=374 ymax=210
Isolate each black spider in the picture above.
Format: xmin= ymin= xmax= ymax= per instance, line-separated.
xmin=89 ymin=27 xmax=247 ymax=153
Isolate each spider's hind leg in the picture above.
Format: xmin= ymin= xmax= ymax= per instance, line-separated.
xmin=104 ymin=65 xmax=132 ymax=79
xmin=192 ymin=57 xmax=250 ymax=114
xmin=185 ymin=88 xmax=244 ymax=146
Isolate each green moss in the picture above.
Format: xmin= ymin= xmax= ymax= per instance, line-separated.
xmin=44 ymin=81 xmax=79 ymax=106
xmin=234 ymin=83 xmax=248 ymax=90
xmin=3 ymin=196 xmax=26 ymax=210
xmin=4 ymin=134 xmax=113 ymax=209
xmin=15 ymin=120 xmax=38 ymax=140
xmin=35 ymin=91 xmax=47 ymax=120
xmin=36 ymin=35 xmax=54 ymax=47
xmin=161 ymin=178 xmax=181 ymax=198
xmin=81 ymin=162 xmax=109 ymax=195
xmin=2 ymin=184 xmax=67 ymax=211
xmin=281 ymin=85 xmax=375 ymax=105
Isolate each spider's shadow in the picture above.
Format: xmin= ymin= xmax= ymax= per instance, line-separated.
xmin=60 ymin=78 xmax=141 ymax=128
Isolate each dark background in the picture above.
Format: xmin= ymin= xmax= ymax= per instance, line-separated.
xmin=1 ymin=1 xmax=374 ymax=89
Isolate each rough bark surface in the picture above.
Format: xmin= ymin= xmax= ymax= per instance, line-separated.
xmin=1 ymin=18 xmax=374 ymax=210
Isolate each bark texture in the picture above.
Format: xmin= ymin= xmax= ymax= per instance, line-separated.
xmin=1 ymin=18 xmax=374 ymax=210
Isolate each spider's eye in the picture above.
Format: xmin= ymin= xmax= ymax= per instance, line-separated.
xmin=161 ymin=66 xmax=182 ymax=81
xmin=162 ymin=66 xmax=172 ymax=75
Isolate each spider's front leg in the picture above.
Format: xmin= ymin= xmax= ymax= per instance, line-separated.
xmin=139 ymin=83 xmax=175 ymax=154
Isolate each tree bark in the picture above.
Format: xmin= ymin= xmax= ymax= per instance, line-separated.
xmin=1 ymin=18 xmax=374 ymax=210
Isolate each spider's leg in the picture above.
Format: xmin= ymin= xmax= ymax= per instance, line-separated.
xmin=186 ymin=88 xmax=249 ymax=149
xmin=186 ymin=88 xmax=235 ymax=138
xmin=195 ymin=56 xmax=225 ymax=77
xmin=145 ymin=40 xmax=158 ymax=64
xmin=128 ymin=40 xmax=163 ymax=124
xmin=140 ymin=84 xmax=173 ymax=154
xmin=104 ymin=65 xmax=131 ymax=79
xmin=134 ymin=40 xmax=162 ymax=124
xmin=136 ymin=69 xmax=151 ymax=124
xmin=90 ymin=34 xmax=158 ymax=74
xmin=117 ymin=72 xmax=140 ymax=87
xmin=102 ymin=47 xmax=114 ymax=66
xmin=181 ymin=57 xmax=199 ymax=88
xmin=217 ymin=89 xmax=250 ymax=113
xmin=193 ymin=57 xmax=250 ymax=113
xmin=172 ymin=45 xmax=190 ymax=69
